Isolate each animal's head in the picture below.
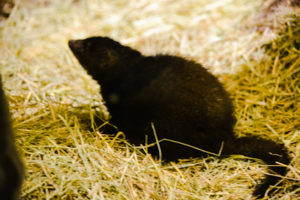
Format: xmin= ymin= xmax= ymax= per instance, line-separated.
xmin=68 ymin=36 xmax=141 ymax=83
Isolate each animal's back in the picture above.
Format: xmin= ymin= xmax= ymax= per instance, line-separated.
xmin=109 ymin=55 xmax=235 ymax=155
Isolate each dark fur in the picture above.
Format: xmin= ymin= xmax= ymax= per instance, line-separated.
xmin=68 ymin=36 xmax=290 ymax=198
xmin=0 ymin=79 xmax=24 ymax=200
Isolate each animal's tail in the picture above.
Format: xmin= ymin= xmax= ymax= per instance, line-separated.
xmin=222 ymin=135 xmax=290 ymax=198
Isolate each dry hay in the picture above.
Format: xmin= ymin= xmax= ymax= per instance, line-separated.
xmin=0 ymin=0 xmax=299 ymax=199
xmin=251 ymin=0 xmax=300 ymax=33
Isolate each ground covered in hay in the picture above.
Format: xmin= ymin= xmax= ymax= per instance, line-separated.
xmin=0 ymin=0 xmax=299 ymax=199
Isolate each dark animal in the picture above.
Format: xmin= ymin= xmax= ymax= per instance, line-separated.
xmin=0 ymin=78 xmax=24 ymax=200
xmin=68 ymin=36 xmax=290 ymax=198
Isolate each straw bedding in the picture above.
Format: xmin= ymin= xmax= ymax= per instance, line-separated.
xmin=0 ymin=0 xmax=299 ymax=199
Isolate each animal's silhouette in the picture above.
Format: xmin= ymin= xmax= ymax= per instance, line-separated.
xmin=69 ymin=36 xmax=290 ymax=198
xmin=0 ymin=78 xmax=24 ymax=200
